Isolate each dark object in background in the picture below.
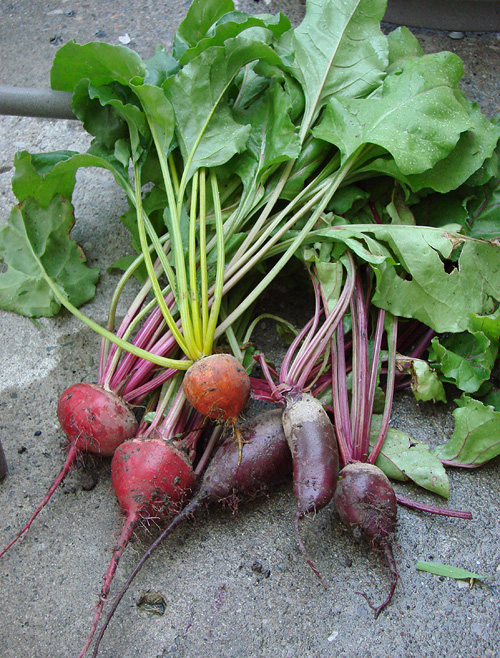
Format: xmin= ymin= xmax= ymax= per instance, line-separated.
xmin=384 ymin=0 xmax=500 ymax=31
xmin=0 ymin=439 xmax=7 ymax=481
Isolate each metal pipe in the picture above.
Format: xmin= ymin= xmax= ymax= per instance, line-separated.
xmin=0 ymin=86 xmax=76 ymax=120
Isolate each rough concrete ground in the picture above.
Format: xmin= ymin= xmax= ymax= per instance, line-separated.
xmin=0 ymin=2 xmax=499 ymax=658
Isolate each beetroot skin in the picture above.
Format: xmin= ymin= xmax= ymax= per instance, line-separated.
xmin=58 ymin=383 xmax=138 ymax=456
xmin=111 ymin=438 xmax=195 ymax=519
xmin=182 ymin=353 xmax=251 ymax=423
xmin=86 ymin=409 xmax=293 ymax=658
xmin=0 ymin=384 xmax=138 ymax=560
xmin=335 ymin=462 xmax=397 ymax=542
xmin=282 ymin=393 xmax=339 ymax=518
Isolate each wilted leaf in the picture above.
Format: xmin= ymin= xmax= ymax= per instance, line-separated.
xmin=432 ymin=394 xmax=500 ymax=467
xmin=370 ymin=418 xmax=450 ymax=497
xmin=0 ymin=196 xmax=99 ymax=317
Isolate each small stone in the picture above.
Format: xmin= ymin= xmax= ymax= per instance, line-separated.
xmin=448 ymin=31 xmax=465 ymax=40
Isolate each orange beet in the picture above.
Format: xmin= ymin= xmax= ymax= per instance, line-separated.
xmin=183 ymin=353 xmax=250 ymax=422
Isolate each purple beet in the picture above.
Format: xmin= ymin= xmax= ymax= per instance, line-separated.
xmin=282 ymin=392 xmax=339 ymax=584
xmin=334 ymin=462 xmax=399 ymax=617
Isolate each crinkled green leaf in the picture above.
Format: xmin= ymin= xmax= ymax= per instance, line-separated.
xmin=314 ymin=52 xmax=472 ymax=174
xmin=315 ymin=260 xmax=344 ymax=313
xmin=412 ymin=194 xmax=470 ymax=230
xmin=327 ymin=185 xmax=371 ymax=216
xmin=0 ymin=196 xmax=99 ymax=317
xmin=178 ymin=11 xmax=292 ymax=66
xmin=173 ymin=0 xmax=234 ymax=58
xmin=466 ymin=176 xmax=500 ymax=240
xmin=386 ymin=183 xmax=415 ymax=225
xmin=429 ymin=330 xmax=498 ymax=393
xmin=433 ymin=394 xmax=500 ymax=467
xmin=51 ymin=41 xmax=146 ymax=91
xmin=416 ymin=561 xmax=485 ymax=580
xmin=232 ymin=81 xmax=300 ymax=194
xmin=483 ymin=390 xmax=500 ymax=412
xmin=72 ymin=81 xmax=148 ymax=159
xmin=364 ymin=102 xmax=500 ymax=194
xmin=281 ymin=137 xmax=331 ymax=200
xmin=386 ymin=26 xmax=424 ymax=71
xmin=370 ymin=418 xmax=449 ymax=497
xmin=405 ymin=358 xmax=447 ymax=403
xmin=12 ymin=150 xmax=128 ymax=207
xmin=144 ymin=47 xmax=180 ymax=87
xmin=129 ymin=82 xmax=176 ymax=159
xmin=290 ymin=0 xmax=388 ymax=134
xmin=366 ymin=227 xmax=500 ymax=333
xmin=311 ymin=224 xmax=500 ymax=332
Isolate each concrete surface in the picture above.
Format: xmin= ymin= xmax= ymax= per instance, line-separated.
xmin=1 ymin=2 xmax=499 ymax=658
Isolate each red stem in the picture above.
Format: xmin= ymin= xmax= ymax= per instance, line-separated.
xmin=368 ymin=316 xmax=398 ymax=465
xmin=0 ymin=444 xmax=78 ymax=559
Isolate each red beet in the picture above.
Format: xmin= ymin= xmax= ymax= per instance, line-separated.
xmin=87 ymin=409 xmax=292 ymax=658
xmin=58 ymin=383 xmax=138 ymax=456
xmin=334 ymin=462 xmax=399 ymax=617
xmin=0 ymin=383 xmax=137 ymax=559
xmin=78 ymin=437 xmax=195 ymax=658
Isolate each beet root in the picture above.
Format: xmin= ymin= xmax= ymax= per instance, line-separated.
xmin=1 ymin=384 xmax=137 ymax=560
xmin=58 ymin=383 xmax=138 ymax=456
xmin=183 ymin=353 xmax=252 ymax=465
xmin=182 ymin=354 xmax=250 ymax=423
xmin=77 ymin=438 xmax=195 ymax=658
xmin=88 ymin=409 xmax=292 ymax=658
xmin=282 ymin=392 xmax=339 ymax=584
xmin=111 ymin=437 xmax=195 ymax=519
xmin=334 ymin=462 xmax=399 ymax=617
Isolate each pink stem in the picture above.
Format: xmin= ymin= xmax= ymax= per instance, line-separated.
xmin=396 ymin=494 xmax=472 ymax=519
xmin=368 ymin=316 xmax=398 ymax=465
xmin=77 ymin=512 xmax=138 ymax=658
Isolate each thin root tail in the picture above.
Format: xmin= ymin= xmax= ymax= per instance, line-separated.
xmin=356 ymin=542 xmax=399 ymax=618
xmin=294 ymin=512 xmax=327 ymax=591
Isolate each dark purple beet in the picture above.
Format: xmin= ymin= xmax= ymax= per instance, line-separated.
xmin=281 ymin=392 xmax=339 ymax=584
xmin=334 ymin=462 xmax=399 ymax=617
xmin=199 ymin=408 xmax=292 ymax=503
xmin=88 ymin=409 xmax=292 ymax=658
xmin=282 ymin=393 xmax=339 ymax=517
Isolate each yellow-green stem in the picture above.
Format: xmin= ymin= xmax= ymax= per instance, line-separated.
xmin=44 ymin=275 xmax=190 ymax=369
xmin=203 ymin=170 xmax=225 ymax=355
xmin=188 ymin=170 xmax=203 ymax=350
xmin=133 ymin=162 xmax=191 ymax=356
xmin=147 ymin=121 xmax=199 ymax=360
xmin=168 ymin=153 xmax=180 ymax=196
xmin=199 ymin=169 xmax=209 ymax=343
